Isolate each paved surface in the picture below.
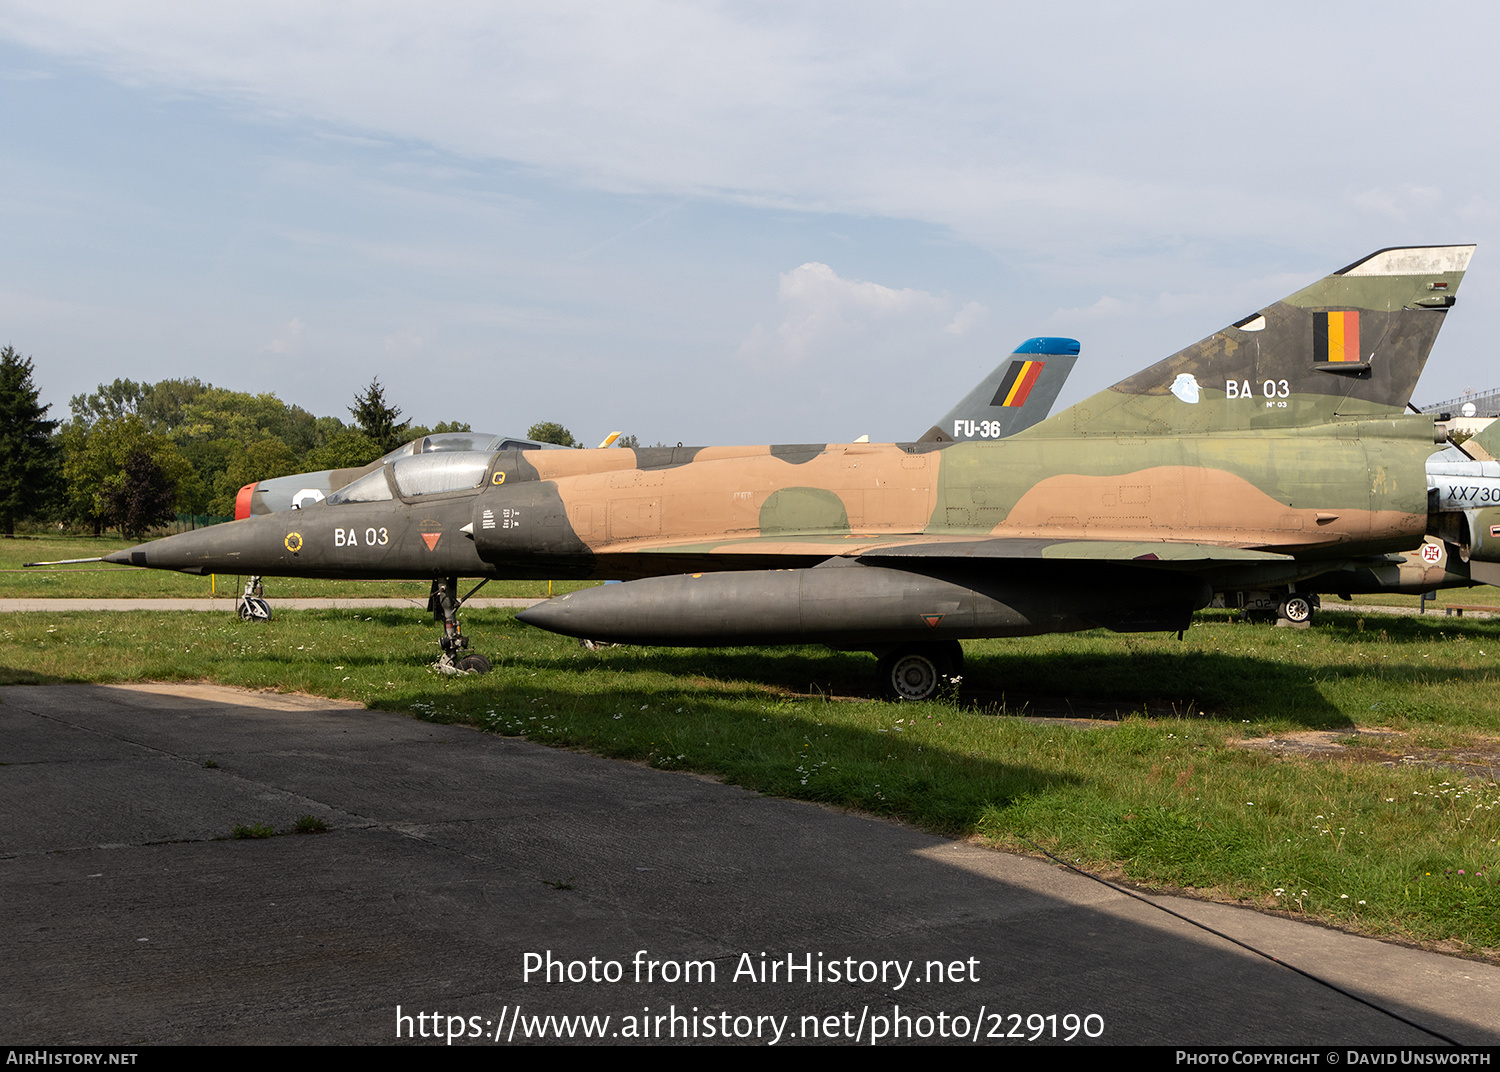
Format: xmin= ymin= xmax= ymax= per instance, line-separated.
xmin=0 ymin=597 xmax=545 ymax=612
xmin=1320 ymin=600 xmax=1498 ymax=621
xmin=2 ymin=684 xmax=1497 ymax=1046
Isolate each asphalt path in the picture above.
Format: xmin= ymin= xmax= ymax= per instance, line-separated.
xmin=0 ymin=597 xmax=544 ymax=612
xmin=2 ymin=682 xmax=1497 ymax=1047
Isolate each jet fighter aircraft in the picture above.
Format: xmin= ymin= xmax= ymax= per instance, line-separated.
xmin=164 ymin=340 xmax=1082 ymax=646
xmin=103 ymin=245 xmax=1479 ymax=698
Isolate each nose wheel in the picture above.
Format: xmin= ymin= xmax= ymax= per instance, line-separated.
xmin=236 ymin=576 xmax=272 ymax=622
xmin=430 ymin=576 xmax=493 ymax=674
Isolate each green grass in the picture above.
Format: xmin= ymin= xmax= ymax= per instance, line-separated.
xmin=1 ymin=605 xmax=1497 ymax=957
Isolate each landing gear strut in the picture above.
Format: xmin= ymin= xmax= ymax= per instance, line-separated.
xmin=1219 ymin=587 xmax=1319 ymax=625
xmin=429 ymin=576 xmax=492 ymax=674
xmin=874 ymin=640 xmax=963 ymax=701
xmin=236 ymin=576 xmax=272 ymax=622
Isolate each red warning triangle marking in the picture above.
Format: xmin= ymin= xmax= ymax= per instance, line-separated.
xmin=920 ymin=613 xmax=943 ymax=628
xmin=421 ymin=532 xmax=441 ymax=551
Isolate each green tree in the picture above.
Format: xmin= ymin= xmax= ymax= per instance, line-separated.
xmin=303 ymin=430 xmax=384 ymax=471
xmin=69 ymin=377 xmax=323 ymax=515
xmin=405 ymin=420 xmax=473 ymax=441
xmin=99 ymin=449 xmax=179 ymax=538
xmin=313 ymin=415 xmax=348 ymax=442
xmin=0 ymin=347 xmax=60 ymax=535
xmin=137 ymin=378 xmax=211 ymax=432
xmin=167 ymin=387 xmax=318 ymax=507
xmin=349 ymin=378 xmax=409 ymax=452
xmin=210 ymin=438 xmax=302 ymax=517
xmin=61 ymin=415 xmax=193 ymax=535
xmin=69 ymin=378 xmax=146 ymax=427
xmin=172 ymin=388 xmax=318 ymax=455
xmin=526 ymin=421 xmax=578 ymax=447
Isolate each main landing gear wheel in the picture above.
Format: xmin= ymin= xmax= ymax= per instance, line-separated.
xmin=875 ymin=641 xmax=962 ymax=701
xmin=1278 ymin=595 xmax=1315 ymax=624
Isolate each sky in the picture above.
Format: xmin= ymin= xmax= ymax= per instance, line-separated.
xmin=1 ymin=2 xmax=1497 ymax=446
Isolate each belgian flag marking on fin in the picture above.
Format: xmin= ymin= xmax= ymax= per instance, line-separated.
xmin=1313 ymin=311 xmax=1361 ymax=363
xmin=990 ymin=360 xmax=1046 ymax=408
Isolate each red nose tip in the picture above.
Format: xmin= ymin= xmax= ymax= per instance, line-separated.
xmin=234 ymin=483 xmax=257 ymax=521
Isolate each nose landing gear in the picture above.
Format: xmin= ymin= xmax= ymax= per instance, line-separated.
xmin=236 ymin=576 xmax=272 ymax=622
xmin=430 ymin=576 xmax=493 ymax=674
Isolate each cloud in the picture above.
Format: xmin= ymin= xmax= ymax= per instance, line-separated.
xmin=1457 ymin=195 xmax=1500 ymax=225
xmin=943 ymin=301 xmax=987 ymax=335
xmin=4 ymin=3 xmax=1490 ymax=256
xmin=7 ymin=4 xmax=1500 ymax=440
xmin=1051 ymin=295 xmax=1127 ymax=321
xmin=741 ymin=262 xmax=980 ymax=366
xmin=1050 ymin=271 xmax=1314 ymax=329
xmin=381 ymin=328 xmax=425 ymax=358
xmin=1348 ymin=185 xmax=1444 ymax=224
xmin=263 ymin=317 xmax=302 ymax=354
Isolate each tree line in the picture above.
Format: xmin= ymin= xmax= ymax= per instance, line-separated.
xmin=0 ymin=348 xmax=480 ymax=537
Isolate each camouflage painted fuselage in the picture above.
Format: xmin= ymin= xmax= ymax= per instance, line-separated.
xmin=112 ymin=413 xmax=1438 ymax=643
xmin=107 ymin=244 xmax=1475 ymax=651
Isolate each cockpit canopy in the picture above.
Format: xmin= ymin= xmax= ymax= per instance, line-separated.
xmin=327 ymin=451 xmax=494 ymax=504
xmin=375 ymin=432 xmax=566 ymax=466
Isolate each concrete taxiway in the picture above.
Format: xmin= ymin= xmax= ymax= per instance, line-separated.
xmin=0 ymin=597 xmax=544 ymax=612
xmin=2 ymin=683 xmax=1497 ymax=1046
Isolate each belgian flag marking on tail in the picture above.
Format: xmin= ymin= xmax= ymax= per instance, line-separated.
xmin=990 ymin=360 xmax=1046 ymax=407
xmin=1313 ymin=310 xmax=1361 ymax=363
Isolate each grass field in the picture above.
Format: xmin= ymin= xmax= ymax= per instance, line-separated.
xmin=0 ymin=601 xmax=1496 ymax=960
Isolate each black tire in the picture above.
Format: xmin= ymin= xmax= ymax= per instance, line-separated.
xmin=937 ymin=639 xmax=964 ymax=676
xmin=876 ymin=644 xmax=956 ymax=701
xmin=1279 ymin=595 xmax=1314 ymax=623
xmin=456 ymin=654 xmax=492 ymax=675
xmin=237 ymin=598 xmax=272 ymax=622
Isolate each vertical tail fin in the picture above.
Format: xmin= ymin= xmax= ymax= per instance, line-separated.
xmin=918 ymin=337 xmax=1080 ymax=442
xmin=1031 ymin=245 xmax=1475 ymax=437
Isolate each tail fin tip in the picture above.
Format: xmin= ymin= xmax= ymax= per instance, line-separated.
xmin=1336 ymin=244 xmax=1475 ymax=277
xmin=1014 ymin=337 xmax=1081 ymax=356
xmin=1045 ymin=244 xmax=1478 ymax=436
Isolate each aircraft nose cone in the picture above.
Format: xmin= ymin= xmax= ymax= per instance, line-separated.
xmin=100 ymin=526 xmax=254 ymax=574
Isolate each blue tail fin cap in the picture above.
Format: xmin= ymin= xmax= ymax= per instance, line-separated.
xmin=1013 ymin=337 xmax=1081 ymax=356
